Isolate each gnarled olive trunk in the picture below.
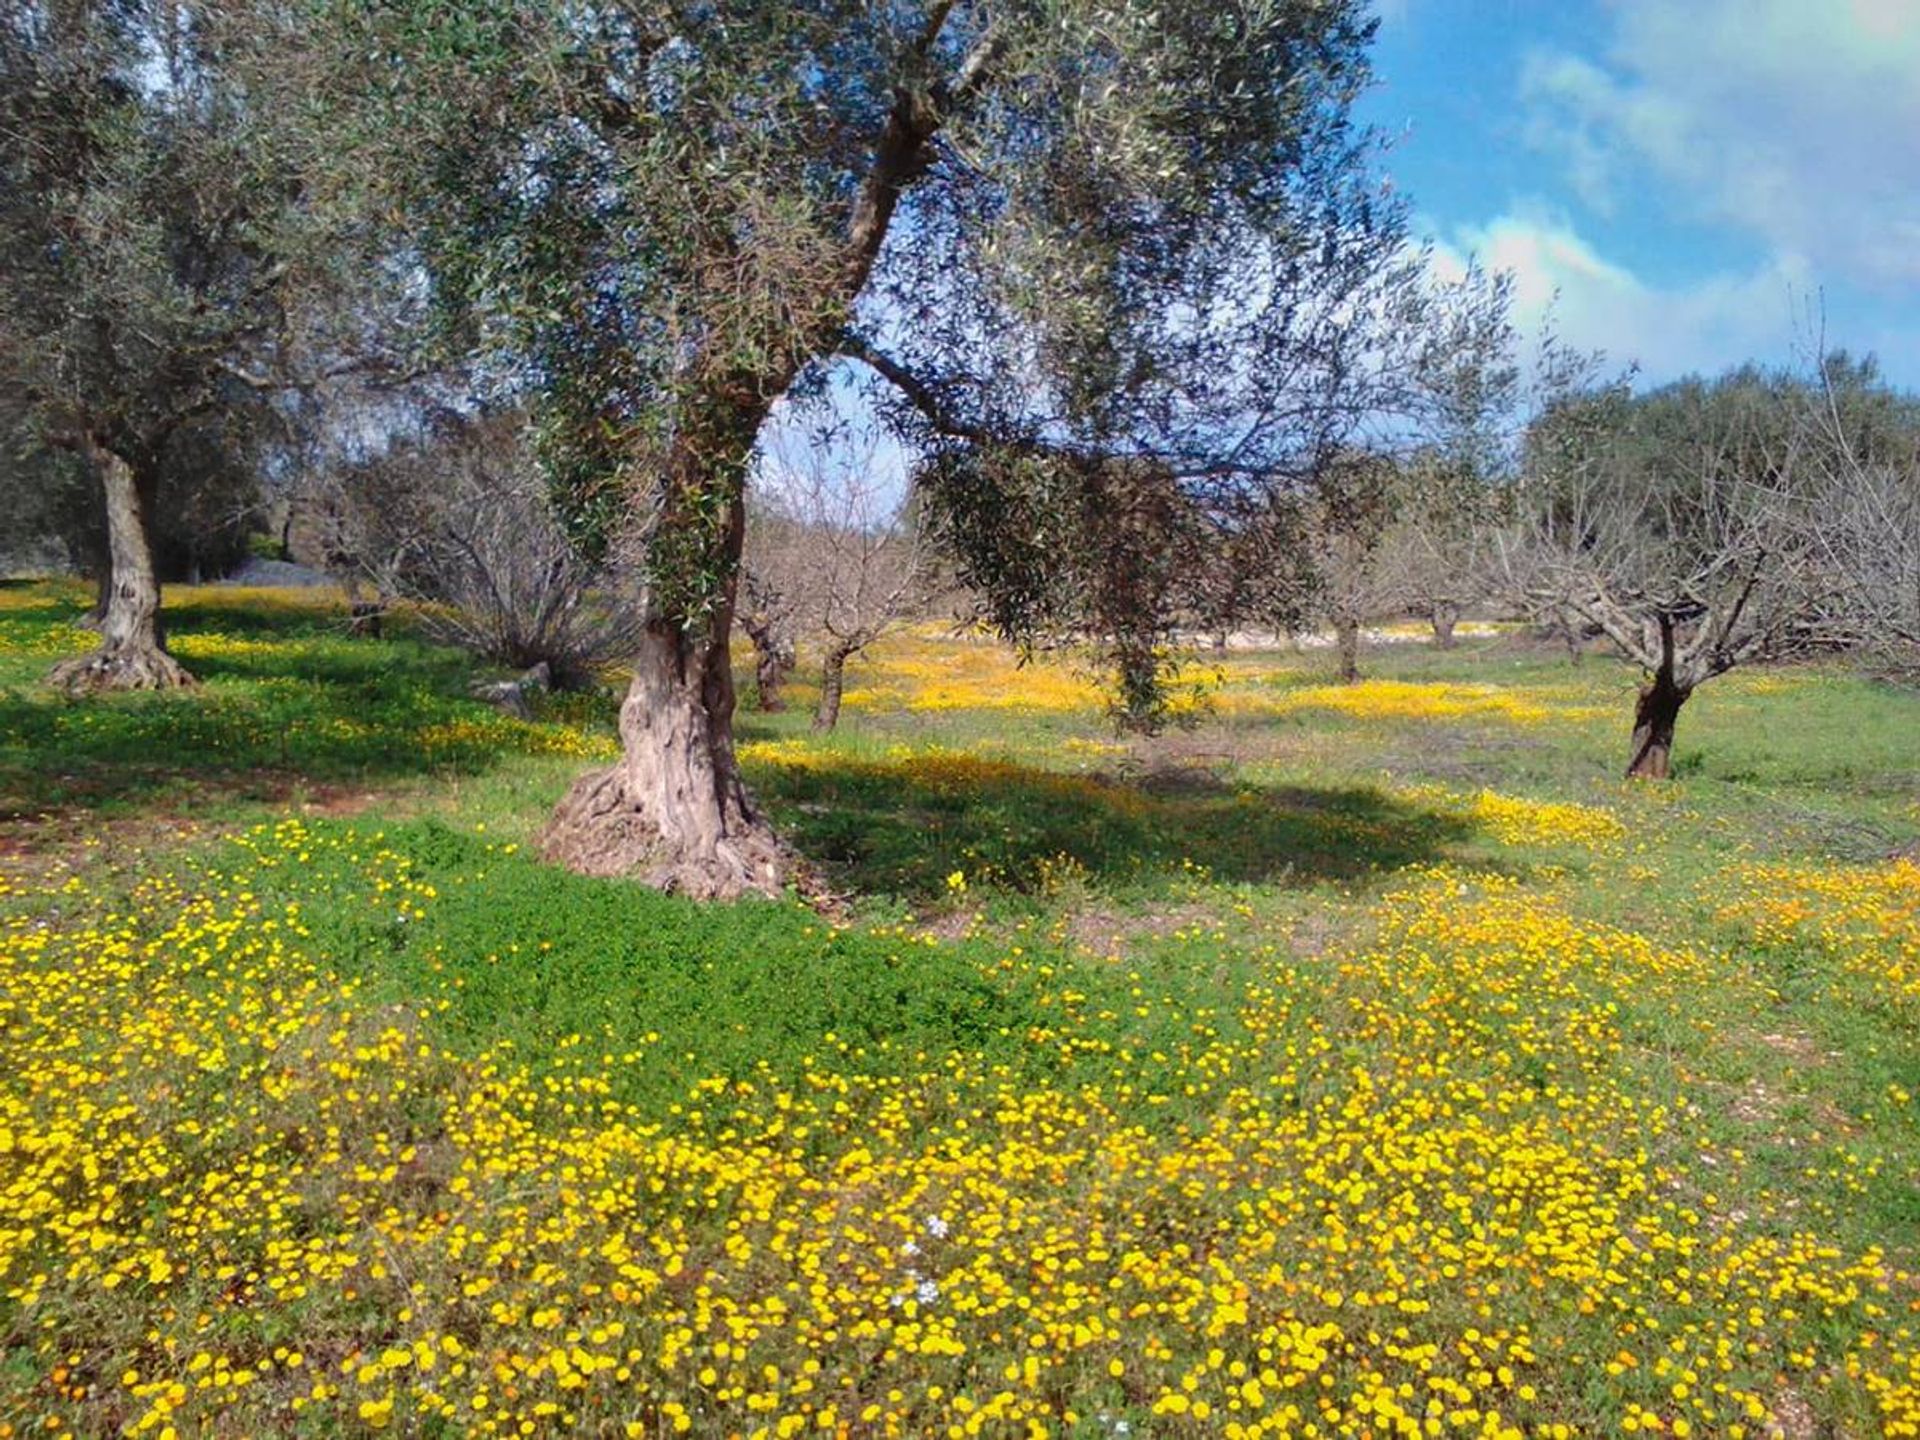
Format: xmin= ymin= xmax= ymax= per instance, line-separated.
xmin=536 ymin=27 xmax=957 ymax=897
xmin=539 ymin=453 xmax=790 ymax=898
xmin=1626 ymin=667 xmax=1690 ymax=780
xmin=738 ymin=610 xmax=794 ymax=713
xmin=540 ymin=608 xmax=789 ymax=898
xmin=49 ymin=440 xmax=196 ymax=694
xmin=812 ymin=642 xmax=857 ymax=733
xmin=1334 ymin=614 xmax=1361 ymax=684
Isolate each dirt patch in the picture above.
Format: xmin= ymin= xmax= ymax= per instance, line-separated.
xmin=1763 ymin=1386 xmax=1817 ymax=1440
xmin=0 ymin=777 xmax=401 ymax=882
xmin=1753 ymin=1027 xmax=1824 ymax=1063
xmin=1065 ymin=901 xmax=1220 ymax=959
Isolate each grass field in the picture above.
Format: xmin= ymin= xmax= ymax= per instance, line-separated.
xmin=3 ymin=578 xmax=1919 ymax=1438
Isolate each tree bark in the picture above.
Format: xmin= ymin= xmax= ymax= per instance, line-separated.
xmin=79 ymin=561 xmax=111 ymax=631
xmin=48 ymin=440 xmax=196 ymax=694
xmin=1335 ymin=615 xmax=1361 ymax=684
xmin=738 ymin=605 xmax=793 ymax=712
xmin=540 ymin=612 xmax=790 ymax=898
xmin=1430 ymin=602 xmax=1459 ymax=649
xmin=813 ymin=643 xmax=856 ymax=733
xmin=1625 ymin=668 xmax=1690 ymax=780
xmin=539 ymin=478 xmax=791 ymax=899
xmin=754 ymin=644 xmax=791 ymax=712
xmin=1559 ymin=604 xmax=1584 ymax=664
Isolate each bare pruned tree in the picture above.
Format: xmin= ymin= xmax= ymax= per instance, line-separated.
xmin=305 ymin=410 xmax=643 ymax=688
xmin=748 ymin=424 xmax=936 ymax=733
xmin=1375 ymin=448 xmax=1507 ymax=649
xmin=1304 ymin=450 xmax=1404 ymax=683
xmin=1804 ymin=355 xmax=1920 ymax=668
xmin=1506 ymin=365 xmax=1854 ymax=778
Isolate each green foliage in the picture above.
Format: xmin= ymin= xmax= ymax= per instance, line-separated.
xmin=266 ymin=0 xmax=1434 ymax=693
xmin=152 ymin=813 xmax=1244 ymax=1123
xmin=0 ymin=2 xmax=293 ymax=489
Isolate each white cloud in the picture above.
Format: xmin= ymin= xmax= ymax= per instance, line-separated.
xmin=1522 ymin=0 xmax=1920 ymax=287
xmin=1428 ymin=209 xmax=1813 ymax=382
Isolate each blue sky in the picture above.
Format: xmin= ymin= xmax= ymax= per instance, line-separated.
xmin=1359 ymin=0 xmax=1920 ymax=388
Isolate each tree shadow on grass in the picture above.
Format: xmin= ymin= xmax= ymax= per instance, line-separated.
xmin=747 ymin=748 xmax=1473 ymax=903
xmin=0 ymin=599 xmax=604 ymax=824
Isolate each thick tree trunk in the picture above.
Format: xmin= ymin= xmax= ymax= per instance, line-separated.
xmin=1430 ymin=602 xmax=1459 ymax=650
xmin=540 ymin=615 xmax=790 ymax=898
xmin=1335 ymin=615 xmax=1361 ymax=684
xmin=737 ymin=603 xmax=793 ymax=712
xmin=49 ymin=442 xmax=196 ymax=694
xmin=539 ymin=480 xmax=790 ymax=899
xmin=812 ymin=644 xmax=856 ymax=733
xmin=1625 ymin=669 xmax=1690 ymax=780
xmin=1559 ymin=605 xmax=1584 ymax=664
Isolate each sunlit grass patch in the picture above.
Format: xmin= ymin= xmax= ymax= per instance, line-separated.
xmin=417 ymin=714 xmax=620 ymax=762
xmin=1233 ymin=677 xmax=1609 ymax=726
xmin=1713 ymin=857 xmax=1920 ymax=1015
xmin=839 ymin=637 xmax=1109 ymax=716
xmin=1399 ymin=784 xmax=1628 ymax=849
xmin=0 ymin=617 xmax=96 ymax=659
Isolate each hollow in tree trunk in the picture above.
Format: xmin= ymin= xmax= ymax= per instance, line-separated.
xmin=1430 ymin=601 xmax=1459 ymax=650
xmin=813 ymin=643 xmax=856 ymax=733
xmin=1625 ymin=668 xmax=1690 ymax=779
xmin=1334 ymin=615 xmax=1361 ymax=684
xmin=48 ymin=440 xmax=196 ymax=694
xmin=78 ymin=560 xmax=110 ymax=631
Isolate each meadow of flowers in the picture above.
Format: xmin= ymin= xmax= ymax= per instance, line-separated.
xmin=2 ymin=586 xmax=1918 ymax=1437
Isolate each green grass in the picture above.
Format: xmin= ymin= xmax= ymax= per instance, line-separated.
xmin=3 ymin=581 xmax=1919 ymax=1437
xmin=0 ymin=580 xmax=612 ymax=823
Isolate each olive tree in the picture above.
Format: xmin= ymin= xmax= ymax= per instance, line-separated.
xmin=262 ymin=0 xmax=1480 ymax=896
xmin=0 ymin=1 xmax=296 ymax=692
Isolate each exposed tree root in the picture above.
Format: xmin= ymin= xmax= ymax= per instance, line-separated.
xmin=48 ymin=644 xmax=198 ymax=695
xmin=538 ymin=763 xmax=793 ymax=901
